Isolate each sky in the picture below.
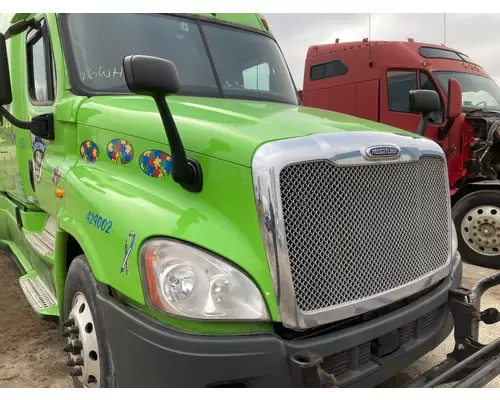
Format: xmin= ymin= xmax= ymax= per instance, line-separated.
xmin=264 ymin=13 xmax=500 ymax=90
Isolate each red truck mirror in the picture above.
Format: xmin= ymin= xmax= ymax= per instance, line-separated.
xmin=446 ymin=78 xmax=462 ymax=120
xmin=0 ymin=33 xmax=13 ymax=106
xmin=409 ymin=89 xmax=441 ymax=136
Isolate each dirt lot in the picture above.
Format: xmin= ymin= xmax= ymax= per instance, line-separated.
xmin=0 ymin=250 xmax=498 ymax=388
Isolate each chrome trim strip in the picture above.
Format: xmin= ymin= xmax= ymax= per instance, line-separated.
xmin=252 ymin=131 xmax=453 ymax=330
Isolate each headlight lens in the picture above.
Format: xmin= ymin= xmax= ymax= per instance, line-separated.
xmin=140 ymin=239 xmax=270 ymax=321
xmin=451 ymin=220 xmax=458 ymax=255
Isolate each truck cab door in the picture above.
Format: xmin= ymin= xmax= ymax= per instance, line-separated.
xmin=0 ymin=113 xmax=7 ymax=192
xmin=380 ymin=68 xmax=446 ymax=139
xmin=380 ymin=68 xmax=422 ymax=132
xmin=22 ymin=16 xmax=63 ymax=216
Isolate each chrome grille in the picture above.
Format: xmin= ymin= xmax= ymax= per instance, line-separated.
xmin=279 ymin=155 xmax=450 ymax=312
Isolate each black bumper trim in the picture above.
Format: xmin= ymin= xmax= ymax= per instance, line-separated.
xmin=98 ymin=253 xmax=462 ymax=388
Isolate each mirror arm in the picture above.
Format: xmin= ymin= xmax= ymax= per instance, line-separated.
xmin=0 ymin=105 xmax=32 ymax=130
xmin=4 ymin=18 xmax=37 ymax=40
xmin=153 ymin=96 xmax=203 ymax=192
xmin=437 ymin=117 xmax=456 ymax=141
xmin=0 ymin=106 xmax=54 ymax=140
xmin=416 ymin=113 xmax=430 ymax=137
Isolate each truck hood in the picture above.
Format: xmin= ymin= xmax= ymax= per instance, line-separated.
xmin=76 ymin=95 xmax=408 ymax=167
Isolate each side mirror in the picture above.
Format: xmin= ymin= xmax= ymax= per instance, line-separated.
xmin=123 ymin=55 xmax=180 ymax=98
xmin=0 ymin=29 xmax=54 ymax=141
xmin=446 ymin=78 xmax=462 ymax=120
xmin=0 ymin=33 xmax=13 ymax=106
xmin=409 ymin=89 xmax=441 ymax=136
xmin=123 ymin=55 xmax=202 ymax=193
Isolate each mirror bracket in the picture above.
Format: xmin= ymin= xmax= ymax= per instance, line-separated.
xmin=31 ymin=113 xmax=54 ymax=140
xmin=438 ymin=118 xmax=455 ymax=141
xmin=180 ymin=159 xmax=203 ymax=193
xmin=123 ymin=54 xmax=203 ymax=193
xmin=4 ymin=18 xmax=37 ymax=40
xmin=0 ymin=107 xmax=54 ymax=140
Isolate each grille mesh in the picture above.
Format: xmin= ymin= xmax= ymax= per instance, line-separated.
xmin=279 ymin=156 xmax=450 ymax=312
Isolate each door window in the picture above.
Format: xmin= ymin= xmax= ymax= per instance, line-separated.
xmin=26 ymin=19 xmax=56 ymax=104
xmin=386 ymin=70 xmax=418 ymax=113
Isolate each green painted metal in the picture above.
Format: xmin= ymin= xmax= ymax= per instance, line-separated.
xmin=0 ymin=12 xmax=415 ymax=335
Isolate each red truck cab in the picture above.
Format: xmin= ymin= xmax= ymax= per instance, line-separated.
xmin=301 ymin=40 xmax=500 ymax=269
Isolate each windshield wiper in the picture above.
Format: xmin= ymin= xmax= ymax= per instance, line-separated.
xmin=464 ymin=107 xmax=500 ymax=114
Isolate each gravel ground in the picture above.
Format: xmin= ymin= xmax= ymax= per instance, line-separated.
xmin=0 ymin=251 xmax=498 ymax=388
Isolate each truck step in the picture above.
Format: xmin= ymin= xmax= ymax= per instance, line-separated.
xmin=24 ymin=215 xmax=56 ymax=257
xmin=19 ymin=272 xmax=58 ymax=315
xmin=24 ymin=231 xmax=55 ymax=257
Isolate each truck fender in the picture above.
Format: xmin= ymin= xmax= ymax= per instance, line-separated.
xmin=451 ymin=179 xmax=500 ymax=207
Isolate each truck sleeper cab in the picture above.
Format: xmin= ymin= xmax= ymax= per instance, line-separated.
xmin=301 ymin=40 xmax=500 ymax=270
xmin=0 ymin=13 xmax=462 ymax=387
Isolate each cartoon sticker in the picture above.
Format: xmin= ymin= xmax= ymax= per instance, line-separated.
xmin=79 ymin=141 xmax=99 ymax=163
xmin=52 ymin=167 xmax=62 ymax=185
xmin=120 ymin=232 xmax=136 ymax=275
xmin=32 ymin=137 xmax=46 ymax=184
xmin=139 ymin=150 xmax=172 ymax=178
xmin=106 ymin=139 xmax=134 ymax=164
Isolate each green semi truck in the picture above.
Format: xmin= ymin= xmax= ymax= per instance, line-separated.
xmin=0 ymin=12 xmax=498 ymax=388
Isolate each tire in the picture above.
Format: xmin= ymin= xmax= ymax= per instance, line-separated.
xmin=62 ymin=255 xmax=115 ymax=388
xmin=452 ymin=190 xmax=500 ymax=270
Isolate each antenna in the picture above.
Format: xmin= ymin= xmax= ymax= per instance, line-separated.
xmin=444 ymin=13 xmax=446 ymax=45
xmin=368 ymin=13 xmax=373 ymax=67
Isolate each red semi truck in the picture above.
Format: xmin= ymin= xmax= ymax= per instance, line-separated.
xmin=299 ymin=39 xmax=500 ymax=269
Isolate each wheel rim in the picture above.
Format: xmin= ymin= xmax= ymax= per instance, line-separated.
xmin=461 ymin=205 xmax=500 ymax=257
xmin=63 ymin=292 xmax=101 ymax=388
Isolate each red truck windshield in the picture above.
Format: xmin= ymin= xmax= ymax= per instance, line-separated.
xmin=60 ymin=13 xmax=298 ymax=105
xmin=434 ymin=71 xmax=500 ymax=111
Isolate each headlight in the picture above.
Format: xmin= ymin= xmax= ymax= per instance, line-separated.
xmin=451 ymin=220 xmax=458 ymax=255
xmin=140 ymin=239 xmax=270 ymax=321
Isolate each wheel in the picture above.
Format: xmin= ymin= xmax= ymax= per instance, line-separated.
xmin=452 ymin=190 xmax=500 ymax=269
xmin=62 ymin=255 xmax=115 ymax=388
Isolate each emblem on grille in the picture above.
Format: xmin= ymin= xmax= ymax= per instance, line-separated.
xmin=364 ymin=144 xmax=401 ymax=159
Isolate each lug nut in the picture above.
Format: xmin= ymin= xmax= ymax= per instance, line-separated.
xmin=66 ymin=356 xmax=84 ymax=367
xmin=63 ymin=344 xmax=71 ymax=352
xmin=70 ymin=367 xmax=83 ymax=377
xmin=63 ymin=318 xmax=75 ymax=327
xmin=69 ymin=326 xmax=79 ymax=334
xmin=74 ymin=356 xmax=84 ymax=366
xmin=71 ymin=339 xmax=83 ymax=353
xmin=62 ymin=331 xmax=71 ymax=338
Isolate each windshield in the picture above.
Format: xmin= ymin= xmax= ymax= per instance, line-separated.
xmin=61 ymin=13 xmax=298 ymax=105
xmin=434 ymin=71 xmax=500 ymax=111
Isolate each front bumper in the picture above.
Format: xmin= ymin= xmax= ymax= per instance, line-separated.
xmin=98 ymin=252 xmax=462 ymax=388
